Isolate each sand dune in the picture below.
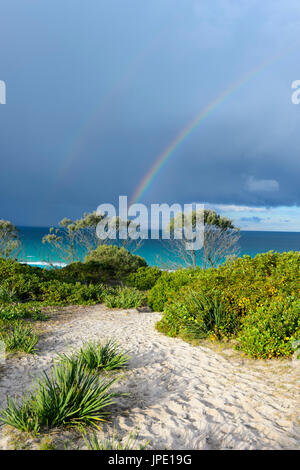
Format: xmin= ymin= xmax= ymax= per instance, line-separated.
xmin=0 ymin=305 xmax=299 ymax=450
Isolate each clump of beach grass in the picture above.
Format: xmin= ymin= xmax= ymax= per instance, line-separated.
xmin=59 ymin=339 xmax=129 ymax=372
xmin=0 ymin=321 xmax=39 ymax=354
xmin=0 ymin=359 xmax=120 ymax=434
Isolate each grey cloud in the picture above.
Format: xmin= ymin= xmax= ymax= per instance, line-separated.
xmin=245 ymin=176 xmax=280 ymax=193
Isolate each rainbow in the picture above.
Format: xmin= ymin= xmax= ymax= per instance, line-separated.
xmin=130 ymin=47 xmax=293 ymax=205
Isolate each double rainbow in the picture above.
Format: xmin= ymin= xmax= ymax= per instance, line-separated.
xmin=130 ymin=47 xmax=292 ymax=205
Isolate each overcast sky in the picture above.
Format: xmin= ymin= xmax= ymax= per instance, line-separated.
xmin=0 ymin=0 xmax=300 ymax=230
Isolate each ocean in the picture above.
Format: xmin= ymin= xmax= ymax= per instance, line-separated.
xmin=16 ymin=227 xmax=300 ymax=268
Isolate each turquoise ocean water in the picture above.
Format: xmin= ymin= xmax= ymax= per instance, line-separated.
xmin=16 ymin=227 xmax=300 ymax=268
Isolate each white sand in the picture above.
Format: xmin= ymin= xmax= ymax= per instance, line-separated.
xmin=0 ymin=305 xmax=299 ymax=450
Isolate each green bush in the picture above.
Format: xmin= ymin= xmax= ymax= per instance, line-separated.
xmin=156 ymin=251 xmax=300 ymax=358
xmin=0 ymin=255 xmax=147 ymax=307
xmin=55 ymin=261 xmax=109 ymax=284
xmin=126 ymin=266 xmax=162 ymax=291
xmin=0 ymin=258 xmax=45 ymax=281
xmin=103 ymin=287 xmax=145 ymax=309
xmin=157 ymin=290 xmax=237 ymax=339
xmin=0 ymin=303 xmax=46 ymax=321
xmin=236 ymin=297 xmax=300 ymax=358
xmin=38 ymin=280 xmax=105 ymax=305
xmin=1 ymin=273 xmax=44 ymax=301
xmin=84 ymin=245 xmax=147 ymax=280
xmin=148 ymin=268 xmax=202 ymax=311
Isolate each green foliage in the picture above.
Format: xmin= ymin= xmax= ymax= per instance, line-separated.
xmin=0 ymin=303 xmax=46 ymax=321
xmin=292 ymin=339 xmax=300 ymax=360
xmin=38 ymin=280 xmax=105 ymax=305
xmin=126 ymin=266 xmax=162 ymax=290
xmin=0 ymin=258 xmax=106 ymax=305
xmin=169 ymin=209 xmax=235 ymax=231
xmin=1 ymin=273 xmax=43 ymax=301
xmin=42 ymin=212 xmax=105 ymax=264
xmin=0 ymin=321 xmax=39 ymax=354
xmin=0 ymin=220 xmax=21 ymax=259
xmin=103 ymin=286 xmax=145 ymax=309
xmin=0 ymin=359 xmax=120 ymax=433
xmin=0 ymin=397 xmax=40 ymax=433
xmin=148 ymin=268 xmax=201 ymax=311
xmin=165 ymin=292 xmax=236 ymax=340
xmin=84 ymin=245 xmax=147 ymax=280
xmin=0 ymin=285 xmax=17 ymax=303
xmin=236 ymin=297 xmax=300 ymax=358
xmin=60 ymin=340 xmax=129 ymax=372
xmin=156 ymin=251 xmax=300 ymax=358
xmin=82 ymin=429 xmax=150 ymax=450
xmin=39 ymin=437 xmax=56 ymax=450
xmin=0 ymin=254 xmax=147 ymax=307
xmin=56 ymin=261 xmax=108 ymax=284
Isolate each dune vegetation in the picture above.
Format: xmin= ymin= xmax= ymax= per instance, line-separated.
xmin=0 ymin=247 xmax=299 ymax=359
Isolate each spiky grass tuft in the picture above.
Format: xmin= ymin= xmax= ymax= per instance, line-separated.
xmin=60 ymin=339 xmax=129 ymax=372
xmin=0 ymin=359 xmax=120 ymax=433
xmin=0 ymin=321 xmax=39 ymax=354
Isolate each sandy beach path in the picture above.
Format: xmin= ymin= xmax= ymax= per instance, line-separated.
xmin=0 ymin=305 xmax=299 ymax=450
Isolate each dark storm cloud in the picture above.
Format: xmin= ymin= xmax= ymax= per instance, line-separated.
xmin=0 ymin=0 xmax=300 ymax=225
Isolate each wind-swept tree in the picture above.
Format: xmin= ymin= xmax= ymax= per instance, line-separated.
xmin=0 ymin=219 xmax=21 ymax=259
xmin=165 ymin=209 xmax=240 ymax=269
xmin=42 ymin=212 xmax=142 ymax=266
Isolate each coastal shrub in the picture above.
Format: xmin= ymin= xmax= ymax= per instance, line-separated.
xmin=156 ymin=290 xmax=236 ymax=339
xmin=0 ymin=321 xmax=39 ymax=354
xmin=147 ymin=268 xmax=202 ymax=311
xmin=84 ymin=245 xmax=147 ymax=280
xmin=103 ymin=286 xmax=145 ymax=309
xmin=0 ymin=303 xmax=46 ymax=321
xmin=0 ymin=285 xmax=18 ymax=303
xmin=38 ymin=280 xmax=105 ymax=305
xmin=126 ymin=266 xmax=162 ymax=291
xmin=236 ymin=297 xmax=300 ymax=358
xmin=0 ymin=258 xmax=47 ymax=283
xmin=1 ymin=273 xmax=44 ymax=301
xmin=156 ymin=251 xmax=300 ymax=357
xmin=56 ymin=261 xmax=109 ymax=284
xmin=60 ymin=340 xmax=129 ymax=372
xmin=0 ymin=360 xmax=119 ymax=433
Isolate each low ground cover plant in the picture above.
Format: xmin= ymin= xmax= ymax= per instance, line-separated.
xmin=0 ymin=303 xmax=46 ymax=321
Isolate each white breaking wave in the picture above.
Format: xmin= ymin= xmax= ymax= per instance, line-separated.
xmin=21 ymin=261 xmax=67 ymax=268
